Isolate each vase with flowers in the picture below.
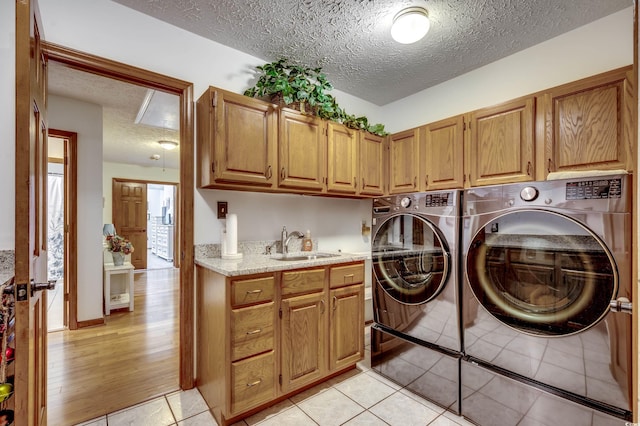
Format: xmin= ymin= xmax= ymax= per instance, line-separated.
xmin=106 ymin=234 xmax=134 ymax=266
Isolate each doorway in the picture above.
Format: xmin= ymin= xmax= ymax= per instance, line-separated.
xmin=43 ymin=41 xmax=195 ymax=406
xmin=46 ymin=129 xmax=78 ymax=332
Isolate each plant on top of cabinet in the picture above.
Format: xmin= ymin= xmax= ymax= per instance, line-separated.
xmin=244 ymin=58 xmax=388 ymax=136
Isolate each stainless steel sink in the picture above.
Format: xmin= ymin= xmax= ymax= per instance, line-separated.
xmin=272 ymin=253 xmax=340 ymax=261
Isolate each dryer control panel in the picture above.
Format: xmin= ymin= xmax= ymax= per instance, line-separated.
xmin=566 ymin=178 xmax=622 ymax=200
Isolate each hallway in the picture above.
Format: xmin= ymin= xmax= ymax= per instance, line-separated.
xmin=47 ymin=268 xmax=180 ymax=425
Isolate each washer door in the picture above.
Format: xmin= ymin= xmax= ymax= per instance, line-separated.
xmin=373 ymin=214 xmax=450 ymax=305
xmin=466 ymin=210 xmax=617 ymax=336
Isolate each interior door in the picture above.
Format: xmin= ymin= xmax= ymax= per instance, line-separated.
xmin=15 ymin=0 xmax=49 ymax=424
xmin=112 ymin=179 xmax=148 ymax=269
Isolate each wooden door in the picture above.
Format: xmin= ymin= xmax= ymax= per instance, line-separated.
xmin=280 ymin=292 xmax=326 ymax=393
xmin=329 ymin=284 xmax=364 ymax=371
xmin=468 ymin=96 xmax=535 ymax=187
xmin=112 ymin=180 xmax=147 ymax=269
xmin=388 ymin=128 xmax=419 ymax=194
xmin=15 ymin=0 xmax=49 ymax=424
xmin=358 ymin=132 xmax=385 ymax=196
xmin=278 ymin=109 xmax=326 ymax=191
xmin=421 ymin=117 xmax=465 ymax=190
xmin=326 ymin=122 xmax=358 ymax=194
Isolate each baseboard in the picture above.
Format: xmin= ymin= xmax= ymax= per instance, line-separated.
xmin=77 ymin=317 xmax=105 ymax=328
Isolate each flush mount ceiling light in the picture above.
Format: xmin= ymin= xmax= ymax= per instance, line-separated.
xmin=158 ymin=140 xmax=178 ymax=150
xmin=391 ymin=7 xmax=430 ymax=44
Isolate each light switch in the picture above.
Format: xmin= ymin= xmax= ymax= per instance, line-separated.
xmin=217 ymin=201 xmax=228 ymax=219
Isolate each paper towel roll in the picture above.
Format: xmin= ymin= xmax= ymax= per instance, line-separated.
xmin=226 ymin=214 xmax=238 ymax=255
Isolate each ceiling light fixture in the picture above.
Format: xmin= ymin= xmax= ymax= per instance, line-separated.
xmin=158 ymin=140 xmax=178 ymax=150
xmin=391 ymin=7 xmax=430 ymax=44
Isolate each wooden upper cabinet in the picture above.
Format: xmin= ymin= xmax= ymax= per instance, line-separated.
xmin=359 ymin=132 xmax=385 ymax=196
xmin=468 ymin=96 xmax=535 ymax=187
xmin=388 ymin=128 xmax=420 ymax=194
xmin=196 ymin=87 xmax=277 ymax=188
xmin=278 ymin=108 xmax=326 ymax=191
xmin=420 ymin=117 xmax=465 ymax=191
xmin=326 ymin=121 xmax=358 ymax=194
xmin=540 ymin=67 xmax=633 ymax=176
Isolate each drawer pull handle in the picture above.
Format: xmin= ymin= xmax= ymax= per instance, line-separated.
xmin=246 ymin=289 xmax=263 ymax=294
xmin=343 ymin=273 xmax=355 ymax=282
xmin=333 ymin=295 xmax=338 ymax=311
xmin=246 ymin=378 xmax=262 ymax=387
xmin=246 ymin=329 xmax=262 ymax=335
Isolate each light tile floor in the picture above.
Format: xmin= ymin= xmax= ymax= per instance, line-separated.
xmin=76 ymin=326 xmax=476 ymax=426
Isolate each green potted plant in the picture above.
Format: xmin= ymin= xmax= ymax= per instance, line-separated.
xmin=244 ymin=58 xmax=387 ymax=136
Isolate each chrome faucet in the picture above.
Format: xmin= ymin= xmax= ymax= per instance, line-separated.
xmin=281 ymin=226 xmax=304 ymax=254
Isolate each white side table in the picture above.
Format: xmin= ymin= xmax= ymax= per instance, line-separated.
xmin=103 ymin=262 xmax=135 ymax=315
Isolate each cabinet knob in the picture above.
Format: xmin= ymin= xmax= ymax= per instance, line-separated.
xmin=526 ymin=161 xmax=532 ymax=176
xmin=280 ymin=167 xmax=286 ymax=180
xmin=333 ymin=295 xmax=338 ymax=311
xmin=266 ymin=165 xmax=272 ymax=180
xmin=547 ymin=158 xmax=553 ymax=173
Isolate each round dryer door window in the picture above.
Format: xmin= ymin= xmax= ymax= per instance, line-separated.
xmin=466 ymin=210 xmax=618 ymax=336
xmin=373 ymin=214 xmax=450 ymax=305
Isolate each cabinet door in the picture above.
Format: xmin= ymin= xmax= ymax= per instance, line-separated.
xmin=359 ymin=132 xmax=385 ymax=196
xmin=196 ymin=87 xmax=277 ymax=187
xmin=468 ymin=96 xmax=535 ymax=187
xmin=421 ymin=117 xmax=464 ymax=190
xmin=326 ymin=121 xmax=358 ymax=194
xmin=279 ymin=109 xmax=326 ymax=191
xmin=329 ymin=284 xmax=364 ymax=371
xmin=541 ymin=68 xmax=633 ymax=176
xmin=388 ymin=128 xmax=420 ymax=194
xmin=280 ymin=291 xmax=326 ymax=393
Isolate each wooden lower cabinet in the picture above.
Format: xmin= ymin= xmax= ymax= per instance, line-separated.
xmin=329 ymin=284 xmax=364 ymax=371
xmin=280 ymin=291 xmax=327 ymax=393
xmin=196 ymin=261 xmax=365 ymax=426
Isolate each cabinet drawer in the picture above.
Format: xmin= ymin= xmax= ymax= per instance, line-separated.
xmin=230 ymin=350 xmax=276 ymax=415
xmin=231 ymin=276 xmax=275 ymax=307
xmin=231 ymin=302 xmax=274 ymax=361
xmin=329 ymin=263 xmax=364 ymax=288
xmin=281 ymin=268 xmax=325 ymax=296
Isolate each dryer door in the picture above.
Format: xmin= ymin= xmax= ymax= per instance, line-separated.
xmin=466 ymin=209 xmax=617 ymax=336
xmin=373 ymin=214 xmax=450 ymax=305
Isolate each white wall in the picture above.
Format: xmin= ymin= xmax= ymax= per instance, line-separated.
xmin=381 ymin=7 xmax=633 ymax=133
xmin=196 ymin=190 xmax=373 ymax=253
xmin=48 ymin=95 xmax=103 ymax=322
xmin=0 ymin=1 xmax=15 ymax=250
xmin=103 ymin=162 xmax=179 ymax=224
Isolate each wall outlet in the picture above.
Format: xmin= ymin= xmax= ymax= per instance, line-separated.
xmin=491 ymin=223 xmax=499 ymax=233
xmin=217 ymin=201 xmax=228 ymax=219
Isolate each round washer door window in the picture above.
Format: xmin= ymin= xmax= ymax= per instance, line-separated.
xmin=466 ymin=210 xmax=618 ymax=336
xmin=373 ymin=214 xmax=450 ymax=305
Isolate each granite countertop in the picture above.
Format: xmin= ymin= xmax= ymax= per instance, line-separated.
xmin=0 ymin=271 xmax=13 ymax=287
xmin=483 ymin=234 xmax=604 ymax=252
xmin=195 ymin=252 xmax=367 ymax=277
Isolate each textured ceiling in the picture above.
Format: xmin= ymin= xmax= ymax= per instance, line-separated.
xmin=112 ymin=0 xmax=631 ymax=105
xmin=47 ymin=0 xmax=631 ymax=170
xmin=48 ymin=61 xmax=181 ymax=169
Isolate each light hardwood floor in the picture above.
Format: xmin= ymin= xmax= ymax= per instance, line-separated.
xmin=47 ymin=268 xmax=180 ymax=426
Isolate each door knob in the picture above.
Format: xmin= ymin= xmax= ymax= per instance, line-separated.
xmin=30 ymin=279 xmax=56 ymax=297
